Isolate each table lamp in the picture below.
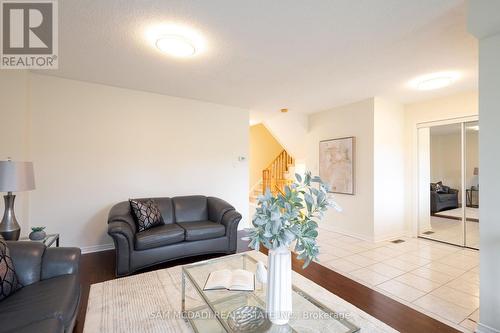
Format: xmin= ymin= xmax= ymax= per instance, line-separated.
xmin=0 ymin=160 xmax=35 ymax=240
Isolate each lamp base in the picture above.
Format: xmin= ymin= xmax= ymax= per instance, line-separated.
xmin=0 ymin=193 xmax=21 ymax=241
xmin=0 ymin=228 xmax=20 ymax=241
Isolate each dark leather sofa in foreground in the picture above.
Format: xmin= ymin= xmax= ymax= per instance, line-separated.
xmin=108 ymin=195 xmax=242 ymax=276
xmin=0 ymin=242 xmax=81 ymax=333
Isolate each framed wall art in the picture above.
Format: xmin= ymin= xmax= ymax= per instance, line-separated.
xmin=319 ymin=137 xmax=355 ymax=195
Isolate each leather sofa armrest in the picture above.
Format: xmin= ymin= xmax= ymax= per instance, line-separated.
xmin=221 ymin=210 xmax=242 ymax=253
xmin=207 ymin=197 xmax=235 ymax=223
xmin=108 ymin=201 xmax=137 ymax=232
xmin=108 ymin=201 xmax=137 ymax=252
xmin=6 ymin=241 xmax=45 ymax=286
xmin=108 ymin=220 xmax=135 ymax=245
xmin=108 ymin=220 xmax=134 ymax=276
xmin=41 ymin=247 xmax=81 ymax=280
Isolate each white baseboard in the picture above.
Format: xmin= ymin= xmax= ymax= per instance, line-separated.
xmin=320 ymin=225 xmax=411 ymax=243
xmin=323 ymin=227 xmax=373 ymax=242
xmin=81 ymin=243 xmax=115 ymax=254
xmin=477 ymin=323 xmax=500 ymax=333
xmin=373 ymin=230 xmax=410 ymax=243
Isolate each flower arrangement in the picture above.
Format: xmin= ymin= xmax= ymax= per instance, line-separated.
xmin=249 ymin=172 xmax=340 ymax=268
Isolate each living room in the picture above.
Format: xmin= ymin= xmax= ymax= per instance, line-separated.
xmin=1 ymin=1 xmax=499 ymax=333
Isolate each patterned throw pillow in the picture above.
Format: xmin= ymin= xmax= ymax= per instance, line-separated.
xmin=0 ymin=238 xmax=21 ymax=301
xmin=129 ymin=199 xmax=164 ymax=232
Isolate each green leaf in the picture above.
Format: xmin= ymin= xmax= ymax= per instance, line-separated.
xmin=302 ymin=257 xmax=312 ymax=269
xmin=295 ymin=173 xmax=302 ymax=183
xmin=249 ymin=170 xmax=340 ymax=261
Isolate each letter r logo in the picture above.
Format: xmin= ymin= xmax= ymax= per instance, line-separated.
xmin=2 ymin=2 xmax=53 ymax=54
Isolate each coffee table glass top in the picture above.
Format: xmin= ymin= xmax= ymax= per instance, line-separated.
xmin=182 ymin=253 xmax=359 ymax=333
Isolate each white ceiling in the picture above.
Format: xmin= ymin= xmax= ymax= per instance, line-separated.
xmin=38 ymin=0 xmax=477 ymax=121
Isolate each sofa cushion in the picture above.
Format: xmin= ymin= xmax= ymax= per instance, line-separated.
xmin=6 ymin=241 xmax=45 ymax=287
xmin=177 ymin=221 xmax=226 ymax=241
xmin=130 ymin=199 xmax=164 ymax=232
xmin=0 ymin=239 xmax=21 ymax=301
xmin=437 ymin=193 xmax=457 ymax=202
xmin=135 ymin=224 xmax=185 ymax=250
xmin=0 ymin=274 xmax=80 ymax=333
xmin=132 ymin=198 xmax=175 ymax=224
xmin=152 ymin=198 xmax=175 ymax=224
xmin=172 ymin=196 xmax=208 ymax=223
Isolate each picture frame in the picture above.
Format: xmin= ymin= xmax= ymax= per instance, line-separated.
xmin=319 ymin=136 xmax=355 ymax=195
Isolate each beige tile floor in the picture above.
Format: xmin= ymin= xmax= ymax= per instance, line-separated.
xmin=419 ymin=216 xmax=480 ymax=249
xmin=315 ymin=228 xmax=479 ymax=332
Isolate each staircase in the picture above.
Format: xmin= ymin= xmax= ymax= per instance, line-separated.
xmin=250 ymin=150 xmax=294 ymax=203
xmin=249 ymin=180 xmax=263 ymax=204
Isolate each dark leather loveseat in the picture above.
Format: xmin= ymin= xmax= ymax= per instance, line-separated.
xmin=430 ymin=182 xmax=459 ymax=214
xmin=108 ymin=195 xmax=242 ymax=276
xmin=0 ymin=242 xmax=81 ymax=333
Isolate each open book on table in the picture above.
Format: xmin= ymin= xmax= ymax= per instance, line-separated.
xmin=203 ymin=269 xmax=255 ymax=292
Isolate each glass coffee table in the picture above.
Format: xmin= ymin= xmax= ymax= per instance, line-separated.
xmin=182 ymin=253 xmax=359 ymax=333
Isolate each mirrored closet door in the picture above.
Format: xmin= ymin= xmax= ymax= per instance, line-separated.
xmin=417 ymin=118 xmax=479 ymax=249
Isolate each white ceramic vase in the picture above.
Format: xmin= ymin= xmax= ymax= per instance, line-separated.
xmin=266 ymin=245 xmax=292 ymax=325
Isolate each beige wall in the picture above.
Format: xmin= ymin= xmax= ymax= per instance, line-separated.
xmin=249 ymin=124 xmax=283 ymax=188
xmin=306 ymin=99 xmax=375 ymax=240
xmin=430 ymin=131 xmax=462 ymax=190
xmin=1 ymin=72 xmax=249 ymax=251
xmin=0 ymin=71 xmax=31 ymax=233
xmin=263 ymin=112 xmax=309 ymax=163
xmin=373 ymin=98 xmax=406 ymax=241
xmin=305 ymin=98 xmax=406 ymax=242
xmin=430 ymin=130 xmax=479 ymax=192
xmin=466 ymin=129 xmax=480 ymax=189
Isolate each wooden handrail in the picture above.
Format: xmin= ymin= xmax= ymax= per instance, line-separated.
xmin=262 ymin=150 xmax=294 ymax=196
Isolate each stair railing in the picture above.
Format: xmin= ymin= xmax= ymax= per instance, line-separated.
xmin=262 ymin=150 xmax=294 ymax=196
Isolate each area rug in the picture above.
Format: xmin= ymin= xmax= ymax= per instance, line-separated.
xmin=84 ymin=251 xmax=398 ymax=333
xmin=435 ymin=207 xmax=479 ymax=222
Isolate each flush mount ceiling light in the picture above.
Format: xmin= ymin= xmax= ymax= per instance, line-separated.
xmin=280 ymin=108 xmax=288 ymax=113
xmin=156 ymin=35 xmax=195 ymax=57
xmin=409 ymin=72 xmax=460 ymax=91
xmin=146 ymin=23 xmax=206 ymax=58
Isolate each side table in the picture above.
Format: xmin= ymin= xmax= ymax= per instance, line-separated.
xmin=20 ymin=233 xmax=60 ymax=247
xmin=466 ymin=188 xmax=479 ymax=208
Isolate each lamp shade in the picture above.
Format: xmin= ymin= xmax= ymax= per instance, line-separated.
xmin=0 ymin=161 xmax=35 ymax=192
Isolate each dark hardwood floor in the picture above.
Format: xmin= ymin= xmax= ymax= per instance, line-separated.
xmin=75 ymin=232 xmax=459 ymax=333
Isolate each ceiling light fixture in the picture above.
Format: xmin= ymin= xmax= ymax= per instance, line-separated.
xmin=280 ymin=108 xmax=288 ymax=113
xmin=146 ymin=23 xmax=206 ymax=58
xmin=156 ymin=35 xmax=195 ymax=57
xmin=409 ymin=72 xmax=460 ymax=91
